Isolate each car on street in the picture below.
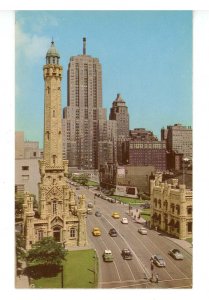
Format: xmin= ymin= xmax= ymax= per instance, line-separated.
xmin=95 ymin=211 xmax=102 ymax=217
xmin=103 ymin=249 xmax=114 ymax=262
xmin=109 ymin=228 xmax=118 ymax=237
xmin=138 ymin=227 xmax=147 ymax=235
xmin=121 ymin=248 xmax=133 ymax=260
xmin=88 ymin=202 xmax=94 ymax=208
xmin=112 ymin=212 xmax=120 ymax=219
xmin=92 ymin=227 xmax=101 ymax=236
xmin=95 ymin=193 xmax=101 ymax=197
xmin=151 ymin=254 xmax=166 ymax=267
xmin=121 ymin=217 xmax=128 ymax=224
xmin=168 ymin=248 xmax=184 ymax=260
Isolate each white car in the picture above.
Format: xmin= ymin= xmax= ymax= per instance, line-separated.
xmin=168 ymin=249 xmax=184 ymax=260
xmin=138 ymin=227 xmax=147 ymax=235
xmin=121 ymin=217 xmax=128 ymax=224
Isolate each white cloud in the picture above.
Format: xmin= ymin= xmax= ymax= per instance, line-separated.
xmin=31 ymin=13 xmax=59 ymax=33
xmin=16 ymin=22 xmax=50 ymax=63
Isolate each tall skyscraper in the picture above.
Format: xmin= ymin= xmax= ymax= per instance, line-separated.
xmin=63 ymin=38 xmax=106 ymax=169
xmin=109 ymin=93 xmax=129 ymax=164
xmin=109 ymin=93 xmax=129 ymax=139
xmin=23 ymin=41 xmax=87 ymax=249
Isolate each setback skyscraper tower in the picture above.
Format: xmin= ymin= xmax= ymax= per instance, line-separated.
xmin=63 ymin=38 xmax=107 ymax=169
xmin=109 ymin=93 xmax=129 ymax=164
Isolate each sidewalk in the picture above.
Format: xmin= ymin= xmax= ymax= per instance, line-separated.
xmin=15 ymin=273 xmax=30 ymax=288
xmin=163 ymin=235 xmax=192 ymax=255
xmin=15 ymin=261 xmax=30 ymax=288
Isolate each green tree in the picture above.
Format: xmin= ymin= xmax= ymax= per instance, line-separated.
xmin=26 ymin=237 xmax=67 ymax=266
xmin=16 ymin=232 xmax=26 ymax=274
xmin=79 ymin=174 xmax=88 ymax=186
xmin=72 ymin=174 xmax=89 ymax=186
xmin=15 ymin=198 xmax=24 ymax=213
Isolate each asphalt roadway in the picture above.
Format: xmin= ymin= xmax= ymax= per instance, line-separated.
xmin=73 ymin=185 xmax=192 ymax=289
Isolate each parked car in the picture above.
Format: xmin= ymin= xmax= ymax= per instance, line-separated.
xmin=103 ymin=249 xmax=114 ymax=262
xmin=151 ymin=254 xmax=166 ymax=267
xmin=168 ymin=249 xmax=184 ymax=260
xmin=109 ymin=228 xmax=117 ymax=237
xmin=92 ymin=227 xmax=101 ymax=236
xmin=121 ymin=217 xmax=128 ymax=224
xmin=112 ymin=212 xmax=120 ymax=219
xmin=95 ymin=211 xmax=101 ymax=217
xmin=107 ymin=197 xmax=116 ymax=203
xmin=138 ymin=227 xmax=147 ymax=235
xmin=121 ymin=248 xmax=133 ymax=260
xmin=88 ymin=202 xmax=94 ymax=208
xmin=95 ymin=193 xmax=101 ymax=197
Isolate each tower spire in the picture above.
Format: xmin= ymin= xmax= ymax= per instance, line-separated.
xmin=83 ymin=37 xmax=86 ymax=55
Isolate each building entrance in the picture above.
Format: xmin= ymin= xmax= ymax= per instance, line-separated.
xmin=53 ymin=226 xmax=61 ymax=242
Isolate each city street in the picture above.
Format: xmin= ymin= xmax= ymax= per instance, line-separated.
xmin=74 ymin=185 xmax=192 ymax=289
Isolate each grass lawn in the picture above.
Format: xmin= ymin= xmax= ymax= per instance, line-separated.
xmin=86 ymin=180 xmax=99 ymax=187
xmin=186 ymin=237 xmax=193 ymax=244
xmin=111 ymin=195 xmax=143 ymax=204
xmin=31 ymin=249 xmax=98 ymax=288
xmin=140 ymin=208 xmax=151 ymax=221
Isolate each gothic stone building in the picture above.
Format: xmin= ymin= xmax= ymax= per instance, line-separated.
xmin=23 ymin=41 xmax=87 ymax=250
xmin=150 ymin=178 xmax=192 ymax=240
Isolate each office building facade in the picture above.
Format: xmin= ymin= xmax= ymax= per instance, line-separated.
xmin=109 ymin=93 xmax=129 ymax=164
xmin=63 ymin=38 xmax=107 ymax=169
xmin=162 ymin=124 xmax=192 ymax=160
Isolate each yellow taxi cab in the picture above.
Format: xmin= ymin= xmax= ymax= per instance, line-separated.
xmin=92 ymin=227 xmax=101 ymax=236
xmin=112 ymin=212 xmax=120 ymax=219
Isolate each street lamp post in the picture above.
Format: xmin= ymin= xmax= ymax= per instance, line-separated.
xmin=61 ymin=265 xmax=64 ymax=288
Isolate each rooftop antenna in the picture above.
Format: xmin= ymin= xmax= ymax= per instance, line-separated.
xmin=83 ymin=37 xmax=86 ymax=55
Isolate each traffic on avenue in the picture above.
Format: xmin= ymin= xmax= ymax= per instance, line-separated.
xmin=71 ymin=183 xmax=192 ymax=289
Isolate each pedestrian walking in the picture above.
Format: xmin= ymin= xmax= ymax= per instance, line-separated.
xmin=155 ymin=274 xmax=159 ymax=283
xmin=150 ymin=272 xmax=154 ymax=282
xmin=151 ymin=261 xmax=154 ymax=271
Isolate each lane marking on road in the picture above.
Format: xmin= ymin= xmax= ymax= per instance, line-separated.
xmin=86 ymin=196 xmax=191 ymax=284
xmin=99 ymin=236 xmax=122 ymax=282
xmin=101 ymin=215 xmax=151 ymax=280
xmin=124 ymin=220 xmax=189 ymax=280
xmin=88 ymin=216 xmax=123 ymax=282
xmin=112 ymin=277 xmax=192 ymax=289
xmin=141 ymin=232 xmax=188 ymax=279
xmin=95 ymin=216 xmax=137 ymax=281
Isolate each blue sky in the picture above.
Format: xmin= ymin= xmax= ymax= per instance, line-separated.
xmin=15 ymin=11 xmax=192 ymax=147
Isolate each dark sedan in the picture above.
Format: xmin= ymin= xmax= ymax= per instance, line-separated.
xmin=109 ymin=228 xmax=117 ymax=237
xmin=151 ymin=254 xmax=166 ymax=267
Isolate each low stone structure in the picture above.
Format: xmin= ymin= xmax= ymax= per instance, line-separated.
xmin=150 ymin=178 xmax=192 ymax=240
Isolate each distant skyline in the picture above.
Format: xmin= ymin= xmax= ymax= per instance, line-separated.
xmin=15 ymin=11 xmax=192 ymax=147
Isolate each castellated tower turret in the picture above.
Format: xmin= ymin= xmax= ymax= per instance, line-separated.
xmin=23 ymin=40 xmax=87 ymax=249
